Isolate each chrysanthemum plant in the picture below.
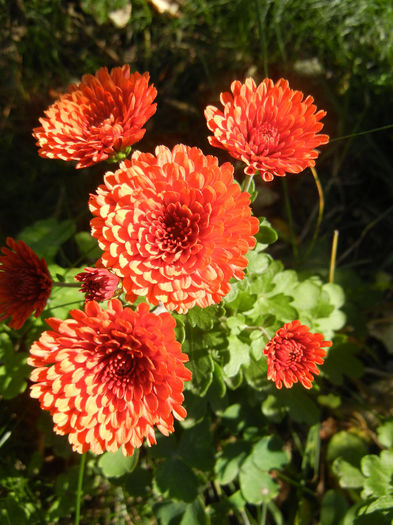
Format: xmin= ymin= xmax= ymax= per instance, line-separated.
xmin=1 ymin=66 xmax=351 ymax=522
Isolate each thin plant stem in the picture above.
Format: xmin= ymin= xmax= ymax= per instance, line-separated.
xmin=329 ymin=230 xmax=339 ymax=283
xmin=53 ymin=282 xmax=80 ymax=288
xmin=276 ymin=472 xmax=316 ymax=497
xmin=75 ymin=453 xmax=87 ymax=525
xmin=261 ymin=501 xmax=268 ymax=525
xmin=242 ymin=174 xmax=254 ymax=193
xmin=282 ymin=179 xmax=298 ymax=260
xmin=330 ymin=123 xmax=393 ymax=143
xmin=305 ymin=166 xmax=324 ymax=257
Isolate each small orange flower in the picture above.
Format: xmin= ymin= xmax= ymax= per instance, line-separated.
xmin=205 ymin=78 xmax=329 ymax=181
xmin=264 ymin=320 xmax=332 ymax=389
xmin=28 ymin=299 xmax=191 ymax=456
xmin=89 ymin=144 xmax=259 ymax=313
xmin=0 ymin=237 xmax=52 ymax=329
xmin=33 ymin=65 xmax=157 ymax=169
xmin=75 ymin=267 xmax=119 ymax=302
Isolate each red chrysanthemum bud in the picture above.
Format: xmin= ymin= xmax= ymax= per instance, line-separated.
xmin=264 ymin=320 xmax=332 ymax=389
xmin=33 ymin=65 xmax=157 ymax=169
xmin=89 ymin=144 xmax=259 ymax=313
xmin=205 ymin=78 xmax=329 ymax=182
xmin=75 ymin=267 xmax=119 ymax=302
xmin=0 ymin=237 xmax=52 ymax=329
xmin=28 ymin=299 xmax=192 ymax=456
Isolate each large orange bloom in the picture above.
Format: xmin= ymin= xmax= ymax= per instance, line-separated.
xmin=28 ymin=299 xmax=191 ymax=456
xmin=0 ymin=237 xmax=52 ymax=329
xmin=33 ymin=65 xmax=157 ymax=169
xmin=89 ymin=144 xmax=259 ymax=313
xmin=264 ymin=320 xmax=332 ymax=389
xmin=205 ymin=78 xmax=329 ymax=182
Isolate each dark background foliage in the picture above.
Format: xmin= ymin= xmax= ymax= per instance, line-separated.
xmin=1 ymin=1 xmax=393 ymax=523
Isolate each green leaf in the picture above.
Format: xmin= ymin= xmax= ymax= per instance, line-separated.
xmin=320 ymin=490 xmax=349 ymax=525
xmin=154 ymin=501 xmax=187 ymax=525
xmin=180 ymin=497 xmax=209 ymax=525
xmin=270 ymin=269 xmax=299 ymax=295
xmin=122 ymin=467 xmax=153 ymax=498
xmin=0 ymin=333 xmax=30 ymax=399
xmin=246 ymin=244 xmax=272 ymax=275
xmin=182 ymin=331 xmax=214 ymax=396
xmin=207 ymin=361 xmax=226 ymax=402
xmin=261 ymin=394 xmax=287 ymax=423
xmin=327 ymin=431 xmax=368 ymax=466
xmin=317 ymin=394 xmax=342 ymax=409
xmin=255 ymin=218 xmax=278 ymax=246
xmin=239 ymin=459 xmax=280 ymax=504
xmin=239 ymin=435 xmax=289 ymax=505
xmin=98 ymin=448 xmax=139 ymax=478
xmin=358 ymin=495 xmax=393 ymax=516
xmin=46 ymin=265 xmax=85 ymax=320
xmin=323 ymin=342 xmax=364 ymax=385
xmin=361 ymin=450 xmax=393 ymax=498
xmin=332 ymin=458 xmax=364 ymax=488
xmin=243 ymin=355 xmax=268 ymax=390
xmin=185 ymin=304 xmax=224 ymax=330
xmin=274 ymin=387 xmax=320 ymax=425
xmin=291 ymin=280 xmax=321 ymax=312
xmin=74 ymin=231 xmax=103 ymax=261
xmin=322 ymin=283 xmax=345 ymax=308
xmin=249 ymin=293 xmax=298 ymax=323
xmin=314 ymin=310 xmax=346 ymax=340
xmin=228 ymin=490 xmax=247 ymax=509
xmin=215 ymin=441 xmax=251 ymax=485
xmin=155 ymin=457 xmax=199 ymax=502
xmin=181 ymin=391 xmax=207 ymax=429
xmin=377 ymin=419 xmax=393 ymax=448
xmin=148 ymin=433 xmax=178 ymax=459
xmin=19 ymin=218 xmax=75 ymax=263
xmin=223 ymin=335 xmax=250 ymax=377
xmin=250 ymin=435 xmax=290 ymax=472
xmin=221 ymin=404 xmax=248 ymax=434
xmin=178 ymin=419 xmax=215 ymax=471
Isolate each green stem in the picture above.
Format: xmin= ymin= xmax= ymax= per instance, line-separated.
xmin=276 ymin=472 xmax=316 ymax=497
xmin=53 ymin=282 xmax=81 ymax=288
xmin=329 ymin=230 xmax=339 ymax=283
xmin=330 ymin=123 xmax=393 ymax=143
xmin=310 ymin=166 xmax=324 ymax=246
xmin=303 ymin=166 xmax=324 ymax=260
xmin=242 ymin=173 xmax=254 ymax=193
xmin=75 ymin=453 xmax=87 ymax=525
xmin=260 ymin=501 xmax=268 ymax=525
xmin=282 ymin=179 xmax=298 ymax=260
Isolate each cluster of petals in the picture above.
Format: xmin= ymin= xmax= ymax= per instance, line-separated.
xmin=0 ymin=237 xmax=52 ymax=329
xmin=75 ymin=267 xmax=120 ymax=302
xmin=263 ymin=320 xmax=332 ymax=389
xmin=33 ymin=65 xmax=157 ymax=169
xmin=28 ymin=299 xmax=191 ymax=456
xmin=89 ymin=144 xmax=259 ymax=313
xmin=205 ymin=77 xmax=329 ymax=182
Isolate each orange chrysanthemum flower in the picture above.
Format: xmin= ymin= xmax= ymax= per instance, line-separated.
xmin=75 ymin=267 xmax=120 ymax=302
xmin=28 ymin=299 xmax=191 ymax=456
xmin=0 ymin=237 xmax=52 ymax=329
xmin=264 ymin=320 xmax=332 ymax=389
xmin=33 ymin=65 xmax=157 ymax=169
xmin=89 ymin=144 xmax=259 ymax=313
xmin=205 ymin=78 xmax=329 ymax=182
